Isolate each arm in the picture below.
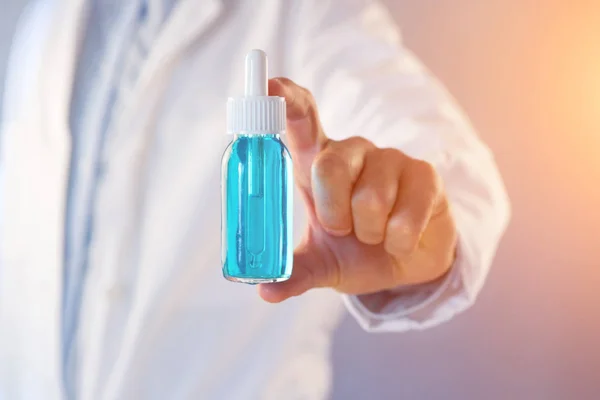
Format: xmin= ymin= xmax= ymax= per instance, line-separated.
xmin=271 ymin=0 xmax=510 ymax=332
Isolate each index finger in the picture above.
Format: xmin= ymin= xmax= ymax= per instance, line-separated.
xmin=268 ymin=78 xmax=329 ymax=153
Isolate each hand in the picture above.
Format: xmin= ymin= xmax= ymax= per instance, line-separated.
xmin=258 ymin=78 xmax=457 ymax=302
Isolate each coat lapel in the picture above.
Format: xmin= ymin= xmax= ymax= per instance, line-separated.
xmin=41 ymin=0 xmax=89 ymax=143
xmin=73 ymin=1 xmax=225 ymax=397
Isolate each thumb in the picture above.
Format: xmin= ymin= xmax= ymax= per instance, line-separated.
xmin=257 ymin=237 xmax=339 ymax=303
xmin=268 ymin=78 xmax=329 ymax=190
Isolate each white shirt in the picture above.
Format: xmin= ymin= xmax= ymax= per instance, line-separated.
xmin=0 ymin=0 xmax=511 ymax=399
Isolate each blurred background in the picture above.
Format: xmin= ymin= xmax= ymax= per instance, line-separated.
xmin=1 ymin=1 xmax=599 ymax=399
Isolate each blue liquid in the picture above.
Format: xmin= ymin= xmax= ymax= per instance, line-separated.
xmin=221 ymin=134 xmax=293 ymax=283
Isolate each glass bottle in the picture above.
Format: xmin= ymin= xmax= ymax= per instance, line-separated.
xmin=221 ymin=50 xmax=293 ymax=283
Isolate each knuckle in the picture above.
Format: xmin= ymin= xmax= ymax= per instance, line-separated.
xmin=273 ymin=76 xmax=293 ymax=86
xmin=413 ymin=160 xmax=442 ymax=202
xmin=312 ymin=150 xmax=348 ymax=181
xmin=385 ymin=217 xmax=419 ymax=255
xmin=352 ymin=187 xmax=392 ymax=216
xmin=414 ymin=159 xmax=439 ymax=185
xmin=380 ymin=147 xmax=405 ymax=162
xmin=400 ymin=227 xmax=420 ymax=251
xmin=276 ymin=79 xmax=318 ymax=120
xmin=298 ymin=86 xmax=317 ymax=111
xmin=347 ymin=136 xmax=373 ymax=148
xmin=301 ymin=86 xmax=315 ymax=102
xmin=435 ymin=194 xmax=451 ymax=215
xmin=422 ymin=186 xmax=439 ymax=209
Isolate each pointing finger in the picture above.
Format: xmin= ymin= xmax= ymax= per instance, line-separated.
xmin=269 ymin=78 xmax=329 ymax=189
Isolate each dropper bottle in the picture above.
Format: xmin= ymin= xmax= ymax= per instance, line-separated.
xmin=221 ymin=49 xmax=294 ymax=283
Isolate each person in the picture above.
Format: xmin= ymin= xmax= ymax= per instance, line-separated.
xmin=0 ymin=0 xmax=510 ymax=399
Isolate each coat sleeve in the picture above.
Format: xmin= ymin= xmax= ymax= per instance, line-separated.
xmin=282 ymin=0 xmax=511 ymax=332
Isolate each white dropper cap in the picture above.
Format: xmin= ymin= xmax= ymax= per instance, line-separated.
xmin=245 ymin=49 xmax=268 ymax=96
xmin=226 ymin=49 xmax=286 ymax=135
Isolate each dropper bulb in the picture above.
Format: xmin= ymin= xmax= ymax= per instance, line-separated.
xmin=245 ymin=49 xmax=268 ymax=97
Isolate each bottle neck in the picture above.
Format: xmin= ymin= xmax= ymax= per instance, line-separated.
xmin=234 ymin=133 xmax=281 ymax=140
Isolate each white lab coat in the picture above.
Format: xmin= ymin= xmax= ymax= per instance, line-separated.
xmin=0 ymin=0 xmax=510 ymax=399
